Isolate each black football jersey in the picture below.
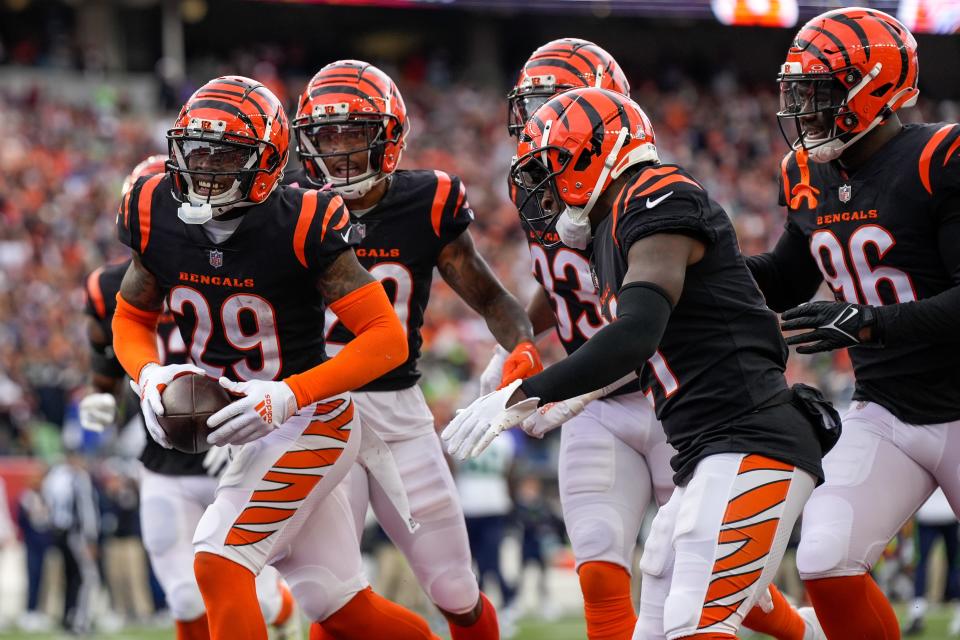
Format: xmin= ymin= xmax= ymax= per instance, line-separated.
xmin=84 ymin=260 xmax=205 ymax=476
xmin=592 ymin=164 xmax=822 ymax=484
xmin=117 ymin=174 xmax=357 ymax=385
xmin=285 ymin=168 xmax=473 ymax=391
xmin=779 ymin=123 xmax=960 ymax=424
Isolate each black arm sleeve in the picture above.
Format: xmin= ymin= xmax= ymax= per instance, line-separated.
xmin=519 ymin=282 xmax=672 ymax=404
xmin=745 ymin=222 xmax=823 ymax=313
xmin=874 ymin=196 xmax=960 ymax=345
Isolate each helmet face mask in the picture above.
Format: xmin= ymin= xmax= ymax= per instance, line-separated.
xmin=293 ymin=61 xmax=408 ymax=200
xmin=777 ymin=72 xmax=854 ymax=156
xmin=166 ymin=76 xmax=289 ymax=220
xmin=510 ymin=144 xmax=572 ymax=246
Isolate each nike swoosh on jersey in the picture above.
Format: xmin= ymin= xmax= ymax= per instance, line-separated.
xmin=340 ymin=232 xmax=351 ymax=242
xmin=646 ymin=191 xmax=674 ymax=209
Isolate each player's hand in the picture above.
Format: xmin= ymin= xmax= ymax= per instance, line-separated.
xmin=131 ymin=362 xmax=206 ymax=449
xmin=207 ymin=378 xmax=298 ymax=446
xmin=441 ymin=379 xmax=540 ymax=459
xmin=78 ymin=393 xmax=117 ymax=432
xmin=202 ymin=445 xmax=232 ymax=477
xmin=519 ymin=372 xmax=637 ymax=438
xmin=498 ymin=341 xmax=543 ymax=389
xmin=521 ymin=397 xmax=590 ymax=439
xmin=781 ymin=301 xmax=880 ymax=354
xmin=479 ymin=345 xmax=509 ymax=395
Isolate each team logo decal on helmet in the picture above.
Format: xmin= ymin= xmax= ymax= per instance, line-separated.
xmin=293 ymin=60 xmax=408 ymax=199
xmin=510 ymin=87 xmax=658 ymax=248
xmin=167 ymin=75 xmax=289 ymax=223
xmin=777 ymin=7 xmax=919 ymax=163
xmin=507 ymin=38 xmax=630 ymax=138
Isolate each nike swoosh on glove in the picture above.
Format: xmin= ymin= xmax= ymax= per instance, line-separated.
xmin=479 ymin=345 xmax=509 ymax=396
xmin=207 ymin=378 xmax=298 ymax=446
xmin=780 ymin=301 xmax=880 ymax=354
xmin=498 ymin=341 xmax=543 ymax=389
xmin=132 ymin=362 xmax=207 ymax=449
xmin=79 ymin=393 xmax=117 ymax=432
xmin=441 ymin=379 xmax=540 ymax=459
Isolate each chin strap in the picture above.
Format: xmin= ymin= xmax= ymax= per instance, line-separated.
xmin=178 ymin=202 xmax=213 ymax=224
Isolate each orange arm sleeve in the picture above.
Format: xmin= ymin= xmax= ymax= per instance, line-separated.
xmin=285 ymin=281 xmax=408 ymax=408
xmin=112 ymin=293 xmax=162 ymax=382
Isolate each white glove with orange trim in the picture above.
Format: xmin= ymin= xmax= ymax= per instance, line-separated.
xmin=520 ymin=372 xmax=638 ymax=438
xmin=207 ymin=378 xmax=298 ymax=446
xmin=131 ymin=362 xmax=206 ymax=449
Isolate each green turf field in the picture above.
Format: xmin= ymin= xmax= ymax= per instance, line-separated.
xmin=0 ymin=608 xmax=955 ymax=640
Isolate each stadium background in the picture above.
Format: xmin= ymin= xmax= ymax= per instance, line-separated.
xmin=0 ymin=0 xmax=959 ymax=638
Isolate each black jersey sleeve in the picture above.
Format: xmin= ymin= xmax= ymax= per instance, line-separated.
xmin=746 ymin=219 xmax=823 ymax=313
xmin=294 ymin=190 xmax=360 ymax=274
xmin=613 ymin=167 xmax=717 ymax=253
xmin=919 ymin=123 xmax=960 ymax=209
xmin=430 ymin=171 xmax=474 ymax=245
xmin=116 ymin=174 xmax=164 ymax=255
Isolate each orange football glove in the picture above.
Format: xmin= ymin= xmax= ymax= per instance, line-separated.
xmin=497 ymin=341 xmax=543 ymax=389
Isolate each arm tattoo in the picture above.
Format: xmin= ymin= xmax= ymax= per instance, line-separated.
xmin=118 ymin=254 xmax=165 ymax=311
xmin=437 ymin=230 xmax=534 ymax=349
xmin=316 ymin=249 xmax=376 ymax=304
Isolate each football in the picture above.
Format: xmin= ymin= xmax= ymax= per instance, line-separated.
xmin=158 ymin=373 xmax=232 ymax=454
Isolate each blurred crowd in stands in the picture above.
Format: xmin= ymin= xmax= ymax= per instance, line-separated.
xmin=2 ymin=54 xmax=960 ymax=632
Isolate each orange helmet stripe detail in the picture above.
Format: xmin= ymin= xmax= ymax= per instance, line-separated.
xmin=293 ymin=190 xmax=320 ymax=269
xmin=86 ymin=267 xmax=106 ymax=320
xmin=430 ymin=171 xmax=453 ymax=237
xmin=137 ymin=174 xmax=164 ymax=254
xmin=919 ymin=124 xmax=956 ymax=195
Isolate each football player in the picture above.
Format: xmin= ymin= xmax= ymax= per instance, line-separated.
xmin=747 ymin=8 xmax=960 ymax=638
xmin=287 ymin=60 xmax=540 ymax=640
xmin=80 ymin=156 xmax=300 ymax=640
xmin=489 ymin=38 xmax=824 ymax=640
xmin=444 ymin=88 xmax=834 ymax=640
xmin=110 ymin=77 xmax=437 ymax=640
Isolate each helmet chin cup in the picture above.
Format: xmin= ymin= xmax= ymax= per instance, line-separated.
xmin=329 ymin=173 xmax=382 ymax=200
xmin=556 ymin=208 xmax=592 ymax=249
xmin=178 ymin=202 xmax=214 ymax=225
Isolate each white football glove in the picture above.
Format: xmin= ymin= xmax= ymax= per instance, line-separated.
xmin=479 ymin=345 xmax=509 ymax=396
xmin=441 ymin=379 xmax=540 ymax=460
xmin=202 ymin=445 xmax=232 ymax=477
xmin=520 ymin=372 xmax=638 ymax=438
xmin=207 ymin=378 xmax=298 ymax=446
xmin=78 ymin=393 xmax=117 ymax=432
xmin=130 ymin=362 xmax=206 ymax=449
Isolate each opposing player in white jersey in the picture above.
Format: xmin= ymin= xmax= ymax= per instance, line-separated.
xmin=489 ymin=39 xmax=825 ymax=640
xmin=80 ymin=155 xmax=295 ymax=640
xmin=287 ymin=61 xmax=541 ymax=640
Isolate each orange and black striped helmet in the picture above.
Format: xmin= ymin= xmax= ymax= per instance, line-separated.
xmin=121 ymin=154 xmax=167 ymax=197
xmin=508 ymin=38 xmax=630 ymax=137
xmin=293 ymin=60 xmax=408 ymax=199
xmin=777 ymin=7 xmax=919 ymax=163
xmin=511 ymin=88 xmax=658 ymax=246
xmin=167 ymin=76 xmax=289 ymax=219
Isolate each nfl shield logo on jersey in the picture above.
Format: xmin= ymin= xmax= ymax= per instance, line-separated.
xmin=209 ymin=249 xmax=223 ymax=269
xmin=839 ymin=184 xmax=852 ymax=203
xmin=354 ymin=223 xmax=366 ymax=241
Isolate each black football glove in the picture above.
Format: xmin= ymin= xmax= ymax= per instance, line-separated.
xmin=780 ymin=301 xmax=882 ymax=354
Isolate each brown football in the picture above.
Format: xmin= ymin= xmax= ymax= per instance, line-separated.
xmin=158 ymin=373 xmax=232 ymax=454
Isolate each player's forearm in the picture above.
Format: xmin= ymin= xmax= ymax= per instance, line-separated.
xmin=746 ymin=227 xmax=822 ymax=312
xmin=112 ymin=294 xmax=162 ymax=382
xmin=520 ymin=283 xmax=671 ymax=404
xmin=526 ymin=287 xmax=558 ymax=337
xmin=285 ymin=281 xmax=407 ymax=407
xmin=873 ymin=285 xmax=960 ymax=346
xmin=480 ymin=289 xmax=536 ymax=350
